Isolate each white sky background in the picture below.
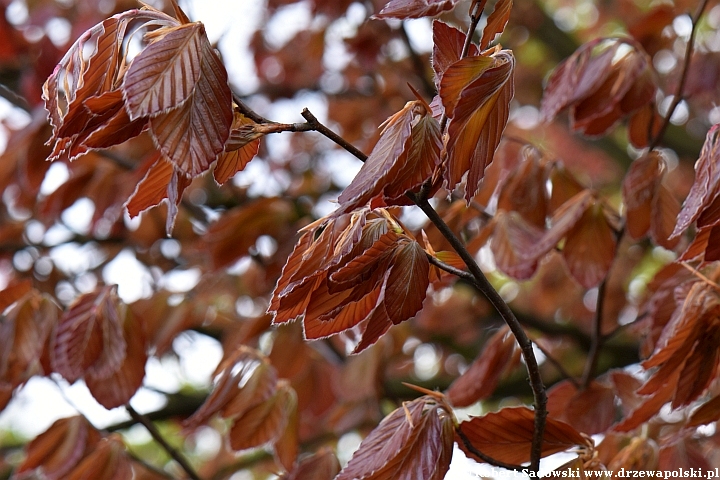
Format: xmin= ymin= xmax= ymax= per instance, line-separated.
xmin=0 ymin=1 xmax=569 ymax=478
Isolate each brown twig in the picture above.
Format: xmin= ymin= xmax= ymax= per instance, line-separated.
xmin=455 ymin=426 xmax=527 ymax=472
xmin=126 ymin=405 xmax=202 ymax=480
xmin=648 ymin=0 xmax=710 ymax=151
xmin=409 ymin=194 xmax=547 ymax=472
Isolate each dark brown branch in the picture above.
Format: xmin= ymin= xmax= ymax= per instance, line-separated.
xmin=581 ymin=278 xmax=608 ymax=387
xmin=126 ymin=405 xmax=202 ymax=480
xmin=409 ymin=194 xmax=546 ymax=472
xmin=648 ymin=0 xmax=710 ymax=151
xmin=455 ymin=426 xmax=526 ymax=472
xmin=232 ymin=93 xmax=272 ymax=124
xmin=301 ymin=108 xmax=369 ymax=161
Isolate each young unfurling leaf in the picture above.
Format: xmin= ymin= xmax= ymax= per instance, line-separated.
xmin=373 ymin=0 xmax=458 ymax=20
xmin=269 ymin=209 xmax=430 ymax=353
xmin=336 ymin=396 xmax=454 ymax=480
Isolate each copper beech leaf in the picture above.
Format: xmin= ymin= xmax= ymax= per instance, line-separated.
xmin=480 ymin=0 xmax=513 ymax=49
xmin=269 ymin=209 xmax=430 ymax=353
xmin=147 ymin=31 xmax=233 ymax=177
xmin=15 ymin=416 xmax=102 ymax=480
xmin=52 ymin=285 xmax=126 ymax=383
xmin=0 ymin=279 xmax=32 ymax=313
xmin=373 ymin=0 xmax=458 ymax=19
xmin=546 ymin=380 xmax=616 ymax=435
xmin=281 ymin=447 xmax=340 ymax=480
xmin=446 ymin=325 xmax=519 ymax=407
xmin=228 ymin=380 xmax=297 ymax=452
xmin=622 ymin=152 xmax=662 ymax=240
xmin=432 ymin=21 xmax=479 ymax=89
xmin=125 ymin=155 xmax=191 ymax=219
xmin=214 ymin=112 xmax=261 ymax=184
xmin=84 ymin=308 xmax=147 ymax=409
xmin=672 ymin=124 xmax=720 ymax=239
xmin=442 ymin=50 xmax=514 ymax=200
xmin=123 ymin=22 xmax=205 ymax=119
xmin=541 ymin=38 xmax=655 ymax=136
xmin=0 ymin=290 xmax=58 ymax=388
xmin=184 ymin=346 xmax=277 ymax=430
xmin=337 ymin=101 xmax=440 ymax=212
xmin=456 ymin=407 xmax=589 ymax=465
xmin=43 ymin=8 xmax=176 ymax=162
xmin=66 ymin=435 xmax=133 ymax=480
xmin=336 ymin=396 xmax=454 ymax=480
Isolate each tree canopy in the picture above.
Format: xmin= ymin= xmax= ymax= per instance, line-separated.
xmin=1 ymin=0 xmax=720 ymax=478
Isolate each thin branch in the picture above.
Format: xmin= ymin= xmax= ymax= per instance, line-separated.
xmin=232 ymin=93 xmax=272 ymax=124
xmin=427 ymin=253 xmax=474 ymax=280
xmin=126 ymin=405 xmax=202 ymax=480
xmin=409 ymin=194 xmax=546 ymax=472
xmin=581 ymin=278 xmax=608 ymax=387
xmin=455 ymin=426 xmax=526 ymax=472
xmin=648 ymin=0 xmax=710 ymax=151
xmin=301 ymin=108 xmax=369 ymax=161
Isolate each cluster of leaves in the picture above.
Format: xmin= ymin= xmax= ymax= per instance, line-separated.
xmin=3 ymin=0 xmax=720 ymax=478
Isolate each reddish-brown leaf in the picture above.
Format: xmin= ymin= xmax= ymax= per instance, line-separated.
xmin=457 ymin=406 xmax=589 ymax=465
xmin=336 ymin=396 xmax=454 ymax=480
xmin=651 ymin=183 xmax=681 ymax=249
xmin=491 ymin=212 xmax=544 ymax=280
xmin=562 ymin=201 xmax=617 ymax=288
xmin=282 ymin=447 xmax=340 ymax=480
xmin=384 ymin=240 xmax=430 ymax=324
xmin=148 ymin=32 xmax=233 ymax=176
xmin=628 ymin=103 xmax=662 ymax=149
xmin=480 ymin=0 xmax=513 ymax=49
xmin=613 ymin=370 xmax=678 ymax=432
xmin=336 ymin=102 xmax=415 ymax=212
xmin=0 ymin=290 xmax=58 ymax=387
xmin=228 ymin=380 xmax=296 ymax=451
xmin=444 ymin=50 xmax=514 ymax=200
xmin=548 ymin=163 xmax=585 ymax=213
xmin=16 ymin=416 xmax=102 ymax=479
xmin=607 ymin=437 xmax=659 ymax=472
xmin=184 ymin=346 xmax=277 ymax=429
xmin=373 ymin=0 xmax=457 ymax=19
xmin=43 ymin=10 xmax=175 ymax=162
xmin=52 ymin=285 xmax=126 ymax=383
xmin=439 ymin=55 xmax=495 ymax=118
xmin=446 ymin=325 xmax=519 ymax=407
xmin=214 ymin=112 xmax=261 ymax=184
xmin=541 ymin=39 xmax=618 ymax=122
xmin=85 ymin=309 xmax=147 ymax=409
xmin=688 ymin=394 xmax=720 ymax=427
xmin=123 ymin=23 xmax=205 ymax=119
xmin=672 ymin=125 xmax=720 ymax=239
xmin=496 ymin=149 xmax=548 ymax=228
xmin=125 ymin=156 xmax=191 ymax=218
xmin=546 ymin=380 xmax=616 ymax=435
xmin=622 ymin=152 xmax=662 ymax=240
xmin=66 ymin=435 xmax=133 ymax=480
xmin=0 ymin=279 xmax=32 ymax=313
xmin=432 ymin=21 xmax=479 ymax=89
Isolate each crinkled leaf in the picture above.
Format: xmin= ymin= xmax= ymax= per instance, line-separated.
xmin=562 ymin=201 xmax=617 ymax=288
xmin=672 ymin=124 xmax=720 ymax=239
xmin=16 ymin=416 xmax=102 ymax=480
xmin=66 ymin=436 xmax=133 ymax=480
xmin=214 ymin=112 xmax=261 ymax=184
xmin=444 ymin=50 xmax=514 ymax=200
xmin=125 ymin=156 xmax=190 ymax=218
xmin=336 ymin=396 xmax=454 ymax=480
xmin=432 ymin=21 xmax=479 ymax=89
xmin=148 ymin=32 xmax=233 ymax=176
xmin=228 ymin=381 xmax=296 ymax=451
xmin=85 ymin=309 xmax=147 ymax=409
xmin=623 ymin=152 xmax=662 ymax=240
xmin=373 ymin=0 xmax=457 ymax=19
xmin=123 ymin=22 xmax=205 ymax=119
xmin=446 ymin=325 xmax=519 ymax=407
xmin=457 ymin=406 xmax=589 ymax=464
xmin=480 ymin=0 xmax=512 ymax=49
xmin=384 ymin=240 xmax=430 ymax=324
xmin=52 ymin=285 xmax=126 ymax=383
